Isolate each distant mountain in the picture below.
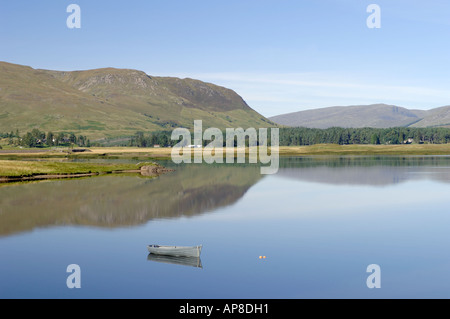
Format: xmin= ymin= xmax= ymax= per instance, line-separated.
xmin=0 ymin=62 xmax=275 ymax=140
xmin=410 ymin=105 xmax=450 ymax=128
xmin=269 ymin=104 xmax=450 ymax=129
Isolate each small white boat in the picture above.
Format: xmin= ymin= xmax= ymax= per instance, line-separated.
xmin=147 ymin=244 xmax=202 ymax=258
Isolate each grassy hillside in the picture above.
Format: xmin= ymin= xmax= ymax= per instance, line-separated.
xmin=0 ymin=62 xmax=276 ymax=141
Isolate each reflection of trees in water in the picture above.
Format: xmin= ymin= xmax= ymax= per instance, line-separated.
xmin=0 ymin=164 xmax=263 ymax=236
xmin=3 ymin=156 xmax=450 ymax=237
xmin=278 ymin=156 xmax=450 ymax=186
xmin=280 ymin=156 xmax=450 ymax=168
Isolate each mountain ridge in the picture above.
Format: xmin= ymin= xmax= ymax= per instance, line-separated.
xmin=0 ymin=61 xmax=276 ymax=140
xmin=270 ymin=103 xmax=450 ymax=129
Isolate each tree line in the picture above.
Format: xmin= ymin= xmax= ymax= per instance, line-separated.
xmin=278 ymin=127 xmax=450 ymax=145
xmin=129 ymin=131 xmax=174 ymax=147
xmin=5 ymin=126 xmax=450 ymax=149
xmin=129 ymin=127 xmax=450 ymax=147
xmin=128 ymin=129 xmax=272 ymax=147
xmin=1 ymin=129 xmax=90 ymax=148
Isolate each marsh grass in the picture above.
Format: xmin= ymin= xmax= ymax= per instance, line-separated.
xmin=278 ymin=144 xmax=450 ymax=156
xmin=87 ymin=144 xmax=450 ymax=156
xmin=1 ymin=144 xmax=450 ymax=164
xmin=0 ymin=160 xmax=152 ymax=177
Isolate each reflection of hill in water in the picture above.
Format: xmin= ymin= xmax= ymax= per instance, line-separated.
xmin=0 ymin=164 xmax=263 ymax=236
xmin=4 ymin=156 xmax=450 ymax=236
xmin=278 ymin=156 xmax=450 ymax=186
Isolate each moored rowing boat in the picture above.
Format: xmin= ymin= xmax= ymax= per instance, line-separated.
xmin=147 ymin=244 xmax=202 ymax=258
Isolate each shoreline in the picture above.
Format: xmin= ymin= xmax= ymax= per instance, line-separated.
xmin=2 ymin=144 xmax=450 ymax=157
xmin=0 ymin=162 xmax=174 ymax=183
xmin=1 ymin=144 xmax=450 ymax=183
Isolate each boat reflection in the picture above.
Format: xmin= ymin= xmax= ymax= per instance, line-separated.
xmin=147 ymin=253 xmax=203 ymax=269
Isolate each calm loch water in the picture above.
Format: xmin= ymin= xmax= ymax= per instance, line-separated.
xmin=1 ymin=156 xmax=450 ymax=298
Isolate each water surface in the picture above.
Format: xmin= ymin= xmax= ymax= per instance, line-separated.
xmin=1 ymin=156 xmax=450 ymax=298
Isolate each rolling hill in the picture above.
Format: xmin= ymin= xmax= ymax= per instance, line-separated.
xmin=410 ymin=105 xmax=450 ymax=128
xmin=270 ymin=104 xmax=450 ymax=129
xmin=0 ymin=61 xmax=275 ymax=140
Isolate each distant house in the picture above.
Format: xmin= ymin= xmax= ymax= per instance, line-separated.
xmin=153 ymin=144 xmax=161 ymax=148
xmin=187 ymin=145 xmax=202 ymax=148
xmin=403 ymin=138 xmax=414 ymax=144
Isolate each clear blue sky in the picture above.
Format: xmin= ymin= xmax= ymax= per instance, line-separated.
xmin=1 ymin=0 xmax=450 ymax=117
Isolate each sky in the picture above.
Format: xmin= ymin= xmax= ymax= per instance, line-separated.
xmin=1 ymin=0 xmax=450 ymax=117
